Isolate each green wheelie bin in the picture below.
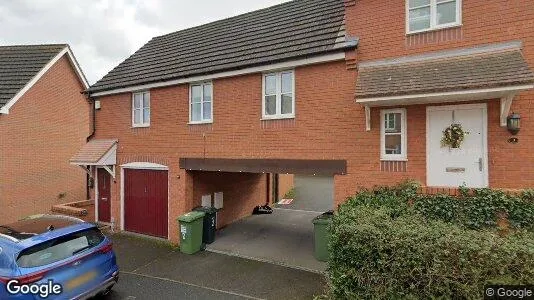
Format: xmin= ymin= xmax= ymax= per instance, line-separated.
xmin=178 ymin=211 xmax=205 ymax=254
xmin=312 ymin=211 xmax=334 ymax=261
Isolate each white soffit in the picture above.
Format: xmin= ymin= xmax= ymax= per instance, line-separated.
xmin=90 ymin=52 xmax=347 ymax=97
xmin=356 ymin=85 xmax=534 ymax=107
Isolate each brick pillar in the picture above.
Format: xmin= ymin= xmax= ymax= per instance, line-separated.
xmin=168 ymin=168 xmax=193 ymax=244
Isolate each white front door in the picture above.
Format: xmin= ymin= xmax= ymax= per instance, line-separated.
xmin=427 ymin=104 xmax=488 ymax=188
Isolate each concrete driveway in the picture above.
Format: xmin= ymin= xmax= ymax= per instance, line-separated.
xmin=100 ymin=233 xmax=326 ymax=300
xmin=206 ymin=208 xmax=327 ymax=273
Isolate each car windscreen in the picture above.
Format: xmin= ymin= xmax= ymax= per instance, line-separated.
xmin=16 ymin=228 xmax=105 ymax=268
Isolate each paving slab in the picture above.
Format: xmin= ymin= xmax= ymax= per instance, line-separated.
xmin=206 ymin=208 xmax=327 ymax=273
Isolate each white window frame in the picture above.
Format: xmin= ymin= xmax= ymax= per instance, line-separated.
xmin=406 ymin=0 xmax=462 ymax=34
xmin=262 ymin=70 xmax=295 ymax=120
xmin=132 ymin=91 xmax=150 ymax=128
xmin=380 ymin=108 xmax=407 ymax=161
xmin=189 ymin=82 xmax=213 ymax=124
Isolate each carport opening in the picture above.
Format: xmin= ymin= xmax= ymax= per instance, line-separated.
xmin=190 ymin=171 xmax=334 ymax=272
xmin=190 ymin=172 xmax=335 ymax=230
xmin=273 ymin=173 xmax=334 ymax=213
xmin=181 ymin=158 xmax=344 ymax=271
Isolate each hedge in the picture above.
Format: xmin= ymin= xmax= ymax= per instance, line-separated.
xmin=345 ymin=181 xmax=534 ymax=231
xmin=327 ymin=183 xmax=534 ymax=299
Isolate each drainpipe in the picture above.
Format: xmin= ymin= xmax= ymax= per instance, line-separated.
xmin=81 ymin=92 xmax=96 ymax=200
xmin=85 ymin=94 xmax=96 ymax=142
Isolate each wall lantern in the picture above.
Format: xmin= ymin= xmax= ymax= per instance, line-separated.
xmin=506 ymin=113 xmax=521 ymax=135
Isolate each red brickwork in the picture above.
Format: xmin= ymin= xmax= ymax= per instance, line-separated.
xmin=91 ymin=0 xmax=534 ymax=240
xmin=192 ymin=172 xmax=267 ymax=229
xmin=0 ymin=56 xmax=90 ymax=223
xmin=342 ymin=0 xmax=534 ymax=206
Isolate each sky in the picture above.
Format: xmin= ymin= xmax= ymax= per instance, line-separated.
xmin=0 ymin=0 xmax=291 ymax=84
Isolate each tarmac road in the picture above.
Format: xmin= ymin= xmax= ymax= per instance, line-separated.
xmin=97 ymin=233 xmax=327 ymax=300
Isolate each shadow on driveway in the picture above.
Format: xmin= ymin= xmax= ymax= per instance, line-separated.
xmin=100 ymin=233 xmax=327 ymax=300
xmin=207 ymin=208 xmax=327 ymax=273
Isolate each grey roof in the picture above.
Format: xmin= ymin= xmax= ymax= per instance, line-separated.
xmin=0 ymin=44 xmax=66 ymax=108
xmin=89 ymin=0 xmax=353 ymax=94
xmin=356 ymin=43 xmax=534 ymax=99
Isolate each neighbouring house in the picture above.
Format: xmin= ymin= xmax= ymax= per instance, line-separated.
xmin=72 ymin=0 xmax=534 ymax=243
xmin=0 ymin=44 xmax=91 ymax=223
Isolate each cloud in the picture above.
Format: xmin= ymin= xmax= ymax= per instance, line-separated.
xmin=0 ymin=0 xmax=291 ymax=84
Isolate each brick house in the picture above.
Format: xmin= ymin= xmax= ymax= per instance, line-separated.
xmin=72 ymin=0 xmax=534 ymax=243
xmin=0 ymin=44 xmax=91 ymax=223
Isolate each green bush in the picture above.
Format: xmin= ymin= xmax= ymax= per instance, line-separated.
xmin=327 ymin=183 xmax=534 ymax=299
xmin=413 ymin=188 xmax=534 ymax=230
xmin=347 ymin=181 xmax=534 ymax=231
xmin=328 ymin=206 xmax=534 ymax=299
xmin=343 ymin=180 xmax=418 ymax=217
xmin=283 ymin=187 xmax=296 ymax=199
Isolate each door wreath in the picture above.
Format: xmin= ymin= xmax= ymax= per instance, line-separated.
xmin=441 ymin=123 xmax=468 ymax=148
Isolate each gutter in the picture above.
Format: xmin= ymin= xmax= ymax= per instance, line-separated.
xmin=86 ymin=46 xmax=359 ymax=97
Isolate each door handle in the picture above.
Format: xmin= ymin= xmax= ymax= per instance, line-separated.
xmin=102 ymin=197 xmax=108 ymax=202
xmin=477 ymin=158 xmax=483 ymax=171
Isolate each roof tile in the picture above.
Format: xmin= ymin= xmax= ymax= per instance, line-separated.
xmin=89 ymin=0 xmax=351 ymax=94
xmin=70 ymin=139 xmax=118 ymax=164
xmin=0 ymin=44 xmax=66 ymax=107
xmin=356 ymin=48 xmax=534 ymax=99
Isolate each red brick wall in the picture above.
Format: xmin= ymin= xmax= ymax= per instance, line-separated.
xmin=337 ymin=0 xmax=534 ymax=206
xmin=0 ymin=56 xmax=90 ymax=223
xmin=91 ymin=61 xmax=358 ymax=242
xmin=345 ymin=0 xmax=534 ymax=61
xmin=92 ymin=0 xmax=534 ymax=238
xmin=278 ymin=174 xmax=295 ymax=199
xmin=192 ymin=172 xmax=267 ymax=229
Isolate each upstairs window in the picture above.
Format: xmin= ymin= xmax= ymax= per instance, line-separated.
xmin=407 ymin=0 xmax=461 ymax=33
xmin=263 ymin=71 xmax=294 ymax=119
xmin=132 ymin=91 xmax=150 ymax=127
xmin=190 ymin=82 xmax=213 ymax=123
xmin=381 ymin=109 xmax=407 ymax=161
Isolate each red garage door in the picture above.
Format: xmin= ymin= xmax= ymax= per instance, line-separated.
xmin=124 ymin=169 xmax=168 ymax=238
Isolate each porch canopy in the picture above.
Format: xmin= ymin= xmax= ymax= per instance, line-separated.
xmin=355 ymin=41 xmax=534 ymax=130
xmin=70 ymin=139 xmax=118 ymax=178
xmin=179 ymin=158 xmax=347 ymax=175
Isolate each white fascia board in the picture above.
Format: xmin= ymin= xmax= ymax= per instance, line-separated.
xmin=120 ymin=162 xmax=169 ymax=170
xmin=356 ymin=84 xmax=534 ymax=107
xmin=97 ymin=144 xmax=117 ymax=165
xmin=0 ymin=46 xmax=89 ymax=115
xmin=65 ymin=46 xmax=90 ymax=89
xmin=90 ymin=52 xmax=347 ymax=97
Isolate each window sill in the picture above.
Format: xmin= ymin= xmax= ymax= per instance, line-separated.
xmin=406 ymin=23 xmax=462 ymax=36
xmin=132 ymin=124 xmax=150 ymax=128
xmin=261 ymin=115 xmax=295 ymax=121
xmin=188 ymin=121 xmax=213 ymax=125
xmin=380 ymin=158 xmax=408 ymax=162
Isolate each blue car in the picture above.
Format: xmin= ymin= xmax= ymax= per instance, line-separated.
xmin=0 ymin=214 xmax=119 ymax=299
